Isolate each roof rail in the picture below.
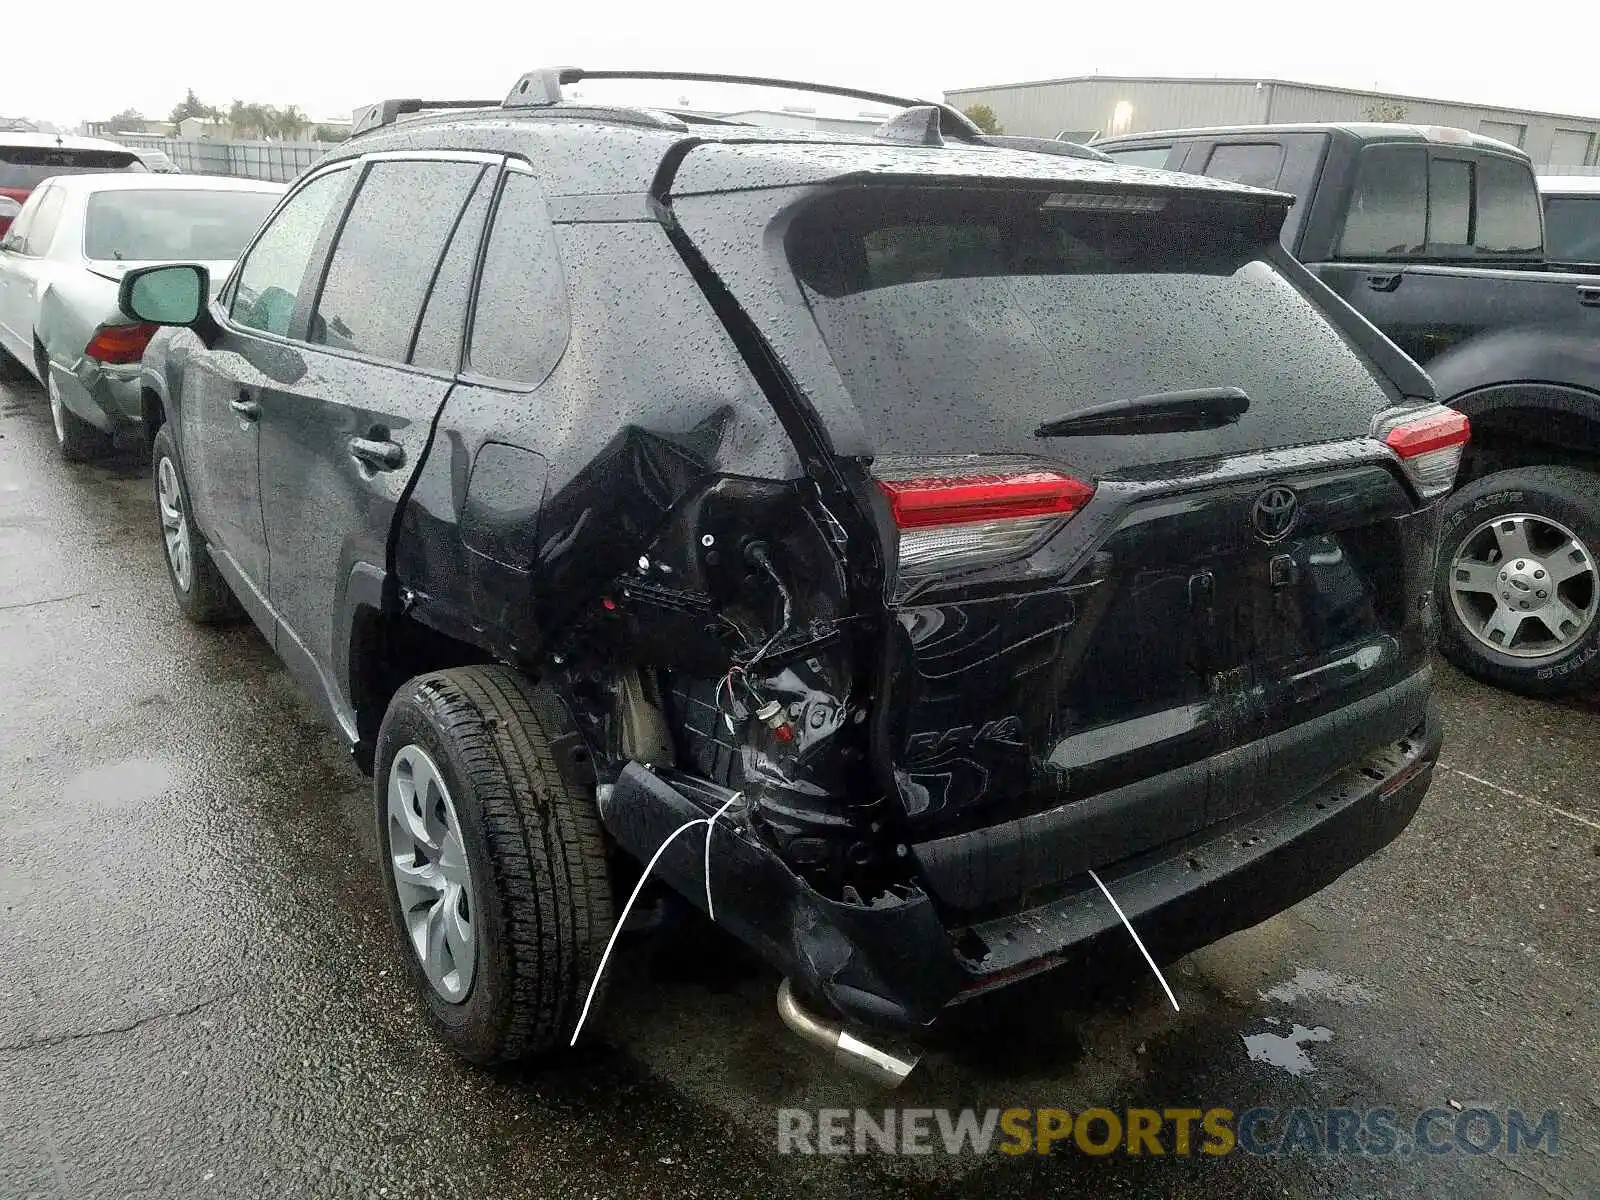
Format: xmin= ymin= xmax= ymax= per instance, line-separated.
xmin=501 ymin=67 xmax=983 ymax=139
xmin=351 ymin=98 xmax=498 ymax=137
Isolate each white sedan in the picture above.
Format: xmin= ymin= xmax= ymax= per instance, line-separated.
xmin=0 ymin=173 xmax=284 ymax=460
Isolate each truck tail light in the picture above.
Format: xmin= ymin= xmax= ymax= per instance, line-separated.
xmin=84 ymin=322 xmax=159 ymax=365
xmin=1374 ymin=405 xmax=1471 ymax=499
xmin=875 ymin=460 xmax=1095 ymax=574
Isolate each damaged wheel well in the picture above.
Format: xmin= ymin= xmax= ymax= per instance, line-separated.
xmin=348 ymin=606 xmax=496 ymax=772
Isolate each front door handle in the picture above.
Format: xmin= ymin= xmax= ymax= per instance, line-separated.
xmin=229 ymin=389 xmax=260 ymax=420
xmin=1366 ymin=273 xmax=1402 ymax=292
xmin=349 ymin=437 xmax=405 ymax=471
xmin=1578 ymin=285 xmax=1600 ymax=308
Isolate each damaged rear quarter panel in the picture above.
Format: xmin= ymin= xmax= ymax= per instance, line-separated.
xmin=395 ymin=218 xmax=803 ymax=659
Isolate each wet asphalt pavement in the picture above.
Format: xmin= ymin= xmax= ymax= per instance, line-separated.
xmin=1 ymin=371 xmax=1596 ymax=1200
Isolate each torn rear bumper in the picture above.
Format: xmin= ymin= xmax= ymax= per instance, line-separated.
xmin=599 ymin=704 xmax=1441 ymax=1035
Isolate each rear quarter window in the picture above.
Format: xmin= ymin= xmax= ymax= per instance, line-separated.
xmin=1203 ymin=143 xmax=1286 ymax=189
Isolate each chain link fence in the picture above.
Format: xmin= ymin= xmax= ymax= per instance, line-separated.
xmin=109 ymin=134 xmax=334 ymax=183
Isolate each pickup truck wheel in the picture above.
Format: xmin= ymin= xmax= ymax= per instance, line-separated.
xmin=375 ymin=667 xmax=613 ymax=1065
xmin=1438 ymin=466 xmax=1600 ymax=696
xmin=151 ymin=425 xmax=240 ymax=623
xmin=48 ymin=370 xmax=112 ymax=462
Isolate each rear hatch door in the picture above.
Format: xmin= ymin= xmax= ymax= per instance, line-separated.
xmin=667 ymin=143 xmax=1438 ymax=902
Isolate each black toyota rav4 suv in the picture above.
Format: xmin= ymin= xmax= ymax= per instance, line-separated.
xmin=124 ymin=69 xmax=1459 ymax=1082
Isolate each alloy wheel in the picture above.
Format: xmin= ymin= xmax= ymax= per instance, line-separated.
xmin=1447 ymin=512 xmax=1598 ymax=659
xmin=386 ymin=744 xmax=477 ymax=1002
xmin=156 ymin=456 xmax=194 ymax=592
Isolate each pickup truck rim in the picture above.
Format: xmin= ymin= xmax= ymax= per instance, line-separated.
xmin=156 ymin=456 xmax=193 ymax=593
xmin=47 ymin=374 xmax=65 ymax=445
xmin=386 ymin=744 xmax=476 ymax=1003
xmin=1448 ymin=512 xmax=1598 ymax=659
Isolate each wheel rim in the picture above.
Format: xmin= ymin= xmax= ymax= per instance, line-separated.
xmin=156 ymin=455 xmax=194 ymax=593
xmin=47 ymin=374 xmax=65 ymax=444
xmin=1447 ymin=511 xmax=1598 ymax=660
xmin=386 ymin=744 xmax=476 ymax=1003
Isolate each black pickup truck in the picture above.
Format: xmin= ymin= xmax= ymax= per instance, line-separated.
xmin=1096 ymin=123 xmax=1600 ymax=695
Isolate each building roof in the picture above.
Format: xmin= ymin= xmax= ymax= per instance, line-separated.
xmin=943 ymin=75 xmax=1600 ymax=127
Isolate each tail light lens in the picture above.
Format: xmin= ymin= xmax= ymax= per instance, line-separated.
xmin=875 ymin=460 xmax=1095 ymax=574
xmin=1374 ymin=404 xmax=1471 ymax=499
xmin=84 ymin=322 xmax=159 ymax=365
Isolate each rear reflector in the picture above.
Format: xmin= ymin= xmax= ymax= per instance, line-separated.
xmin=1374 ymin=405 xmax=1470 ymax=499
xmin=876 ymin=466 xmax=1094 ymax=574
xmin=84 ymin=322 xmax=159 ymax=365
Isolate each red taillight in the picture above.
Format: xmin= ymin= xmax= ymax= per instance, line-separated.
xmin=875 ymin=465 xmax=1094 ymax=574
xmin=878 ymin=470 xmax=1094 ymax=529
xmin=84 ymin=322 xmax=159 ymax=365
xmin=1374 ymin=405 xmax=1470 ymax=499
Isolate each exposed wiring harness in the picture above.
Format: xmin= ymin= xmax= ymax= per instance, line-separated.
xmin=570 ymin=791 xmax=744 ymax=1046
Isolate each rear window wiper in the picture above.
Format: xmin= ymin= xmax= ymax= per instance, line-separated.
xmin=1034 ymin=387 xmax=1250 ymax=437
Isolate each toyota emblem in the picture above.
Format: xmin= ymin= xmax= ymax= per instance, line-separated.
xmin=1251 ymin=486 xmax=1299 ymax=542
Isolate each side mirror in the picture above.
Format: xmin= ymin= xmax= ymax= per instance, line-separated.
xmin=119 ymin=264 xmax=210 ymax=326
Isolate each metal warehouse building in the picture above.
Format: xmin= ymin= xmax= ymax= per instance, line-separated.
xmin=943 ymin=76 xmax=1600 ymax=167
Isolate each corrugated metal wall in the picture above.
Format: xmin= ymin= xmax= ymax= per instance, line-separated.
xmin=108 ymin=134 xmax=332 ymax=183
xmin=944 ymin=78 xmax=1600 ymax=166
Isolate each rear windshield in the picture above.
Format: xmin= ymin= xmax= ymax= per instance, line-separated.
xmin=0 ymin=147 xmax=146 ymax=190
xmin=786 ymin=187 xmax=1394 ymax=476
xmin=1543 ymin=195 xmax=1600 ymax=263
xmin=85 ymin=189 xmax=279 ymax=261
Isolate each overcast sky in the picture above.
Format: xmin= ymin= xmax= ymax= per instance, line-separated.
xmin=9 ymin=0 xmax=1600 ymax=127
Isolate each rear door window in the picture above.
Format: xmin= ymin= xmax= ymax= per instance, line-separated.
xmin=1427 ymin=159 xmax=1472 ymax=246
xmin=409 ymin=171 xmax=496 ymax=374
xmin=1339 ymin=146 xmax=1427 ymax=257
xmin=787 ymin=186 xmax=1394 ymax=477
xmin=465 ymin=168 xmax=569 ymax=385
xmin=1203 ymin=142 xmax=1286 ymax=189
xmin=308 ymin=158 xmax=485 ymax=363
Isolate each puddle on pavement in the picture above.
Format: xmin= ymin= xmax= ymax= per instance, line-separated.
xmin=61 ymin=758 xmax=179 ymax=809
xmin=1242 ymin=1019 xmax=1334 ymax=1076
xmin=1260 ymin=966 xmax=1379 ymax=1005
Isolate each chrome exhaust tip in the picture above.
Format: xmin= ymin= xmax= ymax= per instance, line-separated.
xmin=775 ymin=978 xmax=920 ymax=1087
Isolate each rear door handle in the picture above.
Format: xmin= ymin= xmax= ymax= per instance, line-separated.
xmin=1578 ymin=285 xmax=1600 ymax=307
xmin=349 ymin=437 xmax=405 ymax=471
xmin=229 ymin=389 xmax=260 ymax=420
xmin=1366 ymin=273 xmax=1402 ymax=292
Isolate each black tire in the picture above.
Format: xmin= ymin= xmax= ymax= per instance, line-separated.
xmin=151 ymin=425 xmax=240 ymax=622
xmin=1437 ymin=466 xmax=1600 ymax=696
xmin=374 ymin=666 xmax=614 ymax=1065
xmin=47 ymin=368 xmax=112 ymax=462
xmin=0 ymin=342 xmax=29 ymax=382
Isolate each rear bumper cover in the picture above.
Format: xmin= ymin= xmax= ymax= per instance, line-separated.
xmin=51 ymin=360 xmax=142 ymax=434
xmin=601 ymin=696 xmax=1441 ymax=1035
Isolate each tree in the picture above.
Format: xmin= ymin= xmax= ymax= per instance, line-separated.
xmin=272 ymin=105 xmax=308 ymax=141
xmin=313 ymin=124 xmax=350 ymax=144
xmin=963 ymin=104 xmax=1003 ymax=135
xmin=169 ymin=88 xmax=220 ymax=126
xmin=106 ymin=107 xmax=145 ymax=128
xmin=1363 ymin=99 xmax=1408 ymax=123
